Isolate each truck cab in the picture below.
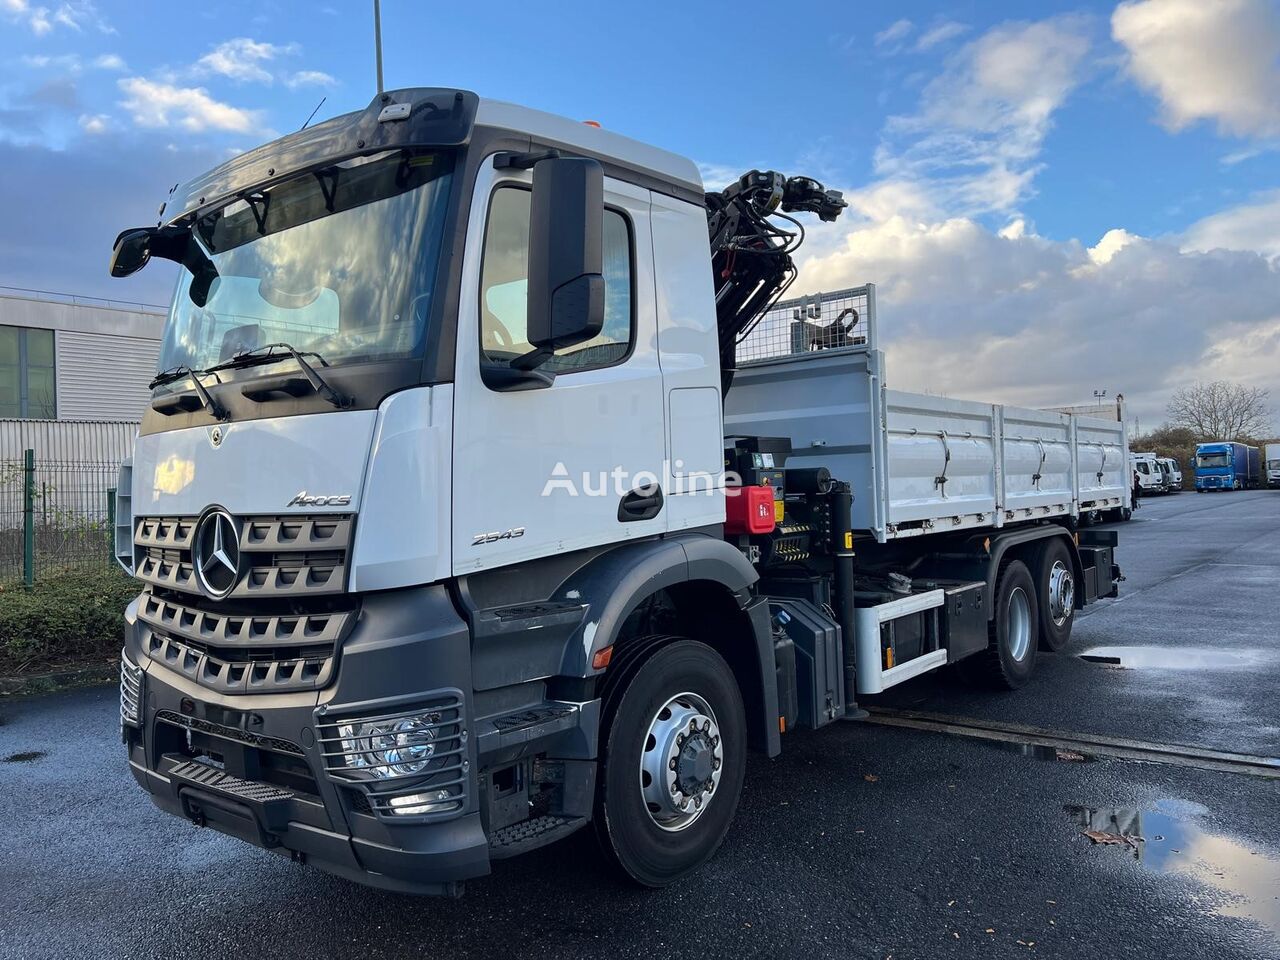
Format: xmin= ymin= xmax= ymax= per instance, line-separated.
xmin=1131 ymin=453 xmax=1163 ymax=493
xmin=1156 ymin=457 xmax=1181 ymax=492
xmin=108 ymin=87 xmax=1120 ymax=897
xmin=1195 ymin=442 xmax=1258 ymax=491
xmin=1266 ymin=444 xmax=1280 ymax=488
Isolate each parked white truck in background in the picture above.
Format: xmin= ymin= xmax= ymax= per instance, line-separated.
xmin=1267 ymin=444 xmax=1280 ymax=488
xmin=105 ymin=88 xmax=1122 ymax=896
xmin=1157 ymin=456 xmax=1182 ymax=492
xmin=1131 ymin=452 xmax=1164 ymax=494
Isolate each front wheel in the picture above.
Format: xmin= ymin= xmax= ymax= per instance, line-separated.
xmin=594 ymin=639 xmax=747 ymax=887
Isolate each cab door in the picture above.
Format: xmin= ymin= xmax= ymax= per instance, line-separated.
xmin=451 ymin=157 xmax=667 ymax=574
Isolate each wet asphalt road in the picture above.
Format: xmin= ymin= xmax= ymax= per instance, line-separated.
xmin=2 ymin=489 xmax=1278 ymax=960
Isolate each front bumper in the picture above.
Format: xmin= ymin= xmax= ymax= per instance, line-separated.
xmin=123 ymin=584 xmax=490 ymax=896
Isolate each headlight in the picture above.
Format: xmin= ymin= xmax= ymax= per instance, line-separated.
xmin=338 ymin=713 xmax=441 ymax=779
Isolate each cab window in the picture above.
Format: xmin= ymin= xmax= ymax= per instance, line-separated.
xmin=479 ymin=186 xmax=633 ymax=375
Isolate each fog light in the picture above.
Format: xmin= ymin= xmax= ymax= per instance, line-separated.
xmin=338 ymin=713 xmax=440 ymax=779
xmin=388 ymin=789 xmax=457 ymax=816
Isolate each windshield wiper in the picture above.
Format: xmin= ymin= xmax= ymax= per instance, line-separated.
xmin=149 ymin=365 xmax=229 ymax=421
xmin=207 ymin=342 xmax=352 ymax=409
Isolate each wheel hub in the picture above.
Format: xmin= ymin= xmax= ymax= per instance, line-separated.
xmin=1048 ymin=560 xmax=1074 ymax=626
xmin=639 ymin=693 xmax=722 ymax=832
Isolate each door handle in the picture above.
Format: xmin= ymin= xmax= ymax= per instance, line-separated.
xmin=618 ymin=486 xmax=664 ymax=522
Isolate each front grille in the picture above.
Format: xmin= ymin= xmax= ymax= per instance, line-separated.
xmin=133 ymin=514 xmax=353 ymax=600
xmin=137 ymin=592 xmax=353 ymax=693
xmin=314 ymin=692 xmax=468 ymax=820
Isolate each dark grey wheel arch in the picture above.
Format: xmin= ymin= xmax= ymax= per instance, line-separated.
xmin=557 ymin=534 xmax=780 ymax=758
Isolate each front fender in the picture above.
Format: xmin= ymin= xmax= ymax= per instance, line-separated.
xmin=557 ymin=533 xmax=760 ymax=677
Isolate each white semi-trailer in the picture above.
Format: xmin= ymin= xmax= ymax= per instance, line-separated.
xmin=108 ymin=88 xmax=1121 ymax=896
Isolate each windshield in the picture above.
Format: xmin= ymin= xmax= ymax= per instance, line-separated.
xmin=155 ymin=150 xmax=454 ymax=384
xmin=1197 ymin=452 xmax=1230 ymax=468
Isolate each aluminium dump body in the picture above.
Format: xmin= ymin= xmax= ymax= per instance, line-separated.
xmin=723 ymin=285 xmax=1129 ymax=543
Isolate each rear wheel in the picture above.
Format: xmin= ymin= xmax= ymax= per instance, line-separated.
xmin=959 ymin=560 xmax=1038 ymax=689
xmin=1030 ymin=538 xmax=1075 ymax=652
xmin=594 ymin=639 xmax=746 ymax=887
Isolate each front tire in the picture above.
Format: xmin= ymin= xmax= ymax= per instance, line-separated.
xmin=594 ymin=639 xmax=747 ymax=887
xmin=959 ymin=560 xmax=1039 ymax=689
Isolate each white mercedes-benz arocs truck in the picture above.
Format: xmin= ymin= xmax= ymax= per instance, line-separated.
xmin=109 ymin=88 xmax=1121 ymax=896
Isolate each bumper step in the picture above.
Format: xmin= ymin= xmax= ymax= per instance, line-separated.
xmin=477 ymin=702 xmax=584 ymax=759
xmin=488 ymin=814 xmax=586 ymax=859
xmin=168 ymin=759 xmax=295 ymax=803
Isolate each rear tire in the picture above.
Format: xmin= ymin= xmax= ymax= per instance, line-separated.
xmin=959 ymin=560 xmax=1038 ymax=689
xmin=1030 ymin=538 xmax=1075 ymax=652
xmin=593 ymin=639 xmax=746 ymax=887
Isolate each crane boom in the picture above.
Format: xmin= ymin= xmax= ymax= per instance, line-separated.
xmin=705 ymin=170 xmax=848 ymax=393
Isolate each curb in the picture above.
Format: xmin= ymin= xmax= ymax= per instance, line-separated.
xmin=0 ymin=661 xmax=118 ymax=697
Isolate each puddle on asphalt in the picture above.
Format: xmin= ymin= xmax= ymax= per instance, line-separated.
xmin=1078 ymin=646 xmax=1270 ymax=670
xmin=1065 ymin=800 xmax=1280 ymax=936
xmin=3 ymin=750 xmax=46 ymax=763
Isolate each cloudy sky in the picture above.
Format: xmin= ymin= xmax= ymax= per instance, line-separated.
xmin=2 ymin=0 xmax=1279 ymax=429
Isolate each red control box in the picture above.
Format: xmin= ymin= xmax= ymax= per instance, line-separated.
xmin=725 ymin=484 xmax=777 ymax=535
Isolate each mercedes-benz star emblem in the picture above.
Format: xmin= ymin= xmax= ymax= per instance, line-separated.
xmin=209 ymin=426 xmax=223 ymax=448
xmin=194 ymin=509 xmax=240 ymax=599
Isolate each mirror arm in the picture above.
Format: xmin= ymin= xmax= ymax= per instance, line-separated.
xmin=494 ymin=148 xmax=562 ymax=171
xmin=479 ymin=363 xmax=555 ymax=392
xmin=509 ymin=346 xmax=554 ymax=371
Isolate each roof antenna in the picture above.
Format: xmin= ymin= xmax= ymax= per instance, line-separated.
xmin=301 ymin=96 xmax=326 ymax=131
xmin=373 ymin=0 xmax=384 ymax=96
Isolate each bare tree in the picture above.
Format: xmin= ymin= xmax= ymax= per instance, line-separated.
xmin=1166 ymin=381 xmax=1272 ymax=440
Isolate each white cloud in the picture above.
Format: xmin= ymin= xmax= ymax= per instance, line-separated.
xmin=21 ymin=53 xmax=80 ymax=69
xmin=875 ymin=19 xmax=913 ymax=47
xmin=1087 ymin=228 xmax=1141 ymax=265
xmin=915 ymin=20 xmax=969 ymax=51
xmin=77 ymin=112 xmax=108 ymax=134
xmin=285 ymin=70 xmax=337 ymax=89
xmin=21 ymin=51 xmax=126 ymax=73
xmin=771 ymin=12 xmax=1279 ymax=427
xmin=117 ymin=77 xmax=260 ymax=133
xmin=3 ymin=0 xmax=111 ymax=34
xmin=1113 ymin=0 xmax=1280 ymax=138
xmin=1182 ymin=191 xmax=1280 ymax=260
xmin=792 ymin=216 xmax=1280 ymax=424
xmin=872 ymin=15 xmax=1092 ymax=218
xmin=196 ymin=37 xmax=297 ymax=84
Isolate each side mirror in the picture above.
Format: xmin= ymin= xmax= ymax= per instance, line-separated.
xmin=109 ymin=228 xmax=153 ymax=278
xmin=521 ymin=157 xmax=605 ymax=366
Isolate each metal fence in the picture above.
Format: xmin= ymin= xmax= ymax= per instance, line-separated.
xmin=0 ymin=450 xmax=120 ymax=585
xmin=737 ymin=284 xmax=877 ymax=365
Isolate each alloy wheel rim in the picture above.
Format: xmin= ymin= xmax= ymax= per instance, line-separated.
xmin=638 ymin=691 xmax=723 ymax=832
